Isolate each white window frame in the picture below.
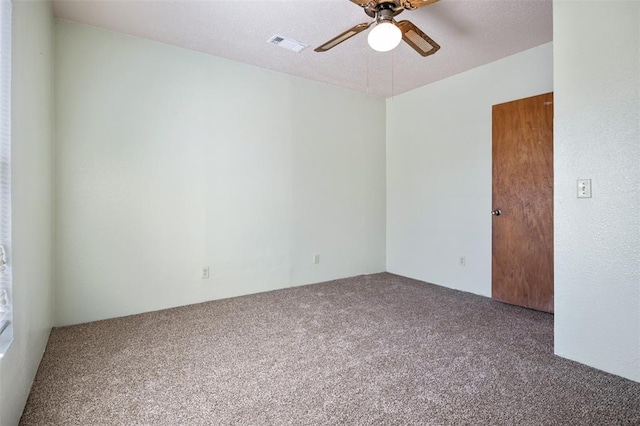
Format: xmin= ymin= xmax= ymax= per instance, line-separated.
xmin=0 ymin=0 xmax=12 ymax=357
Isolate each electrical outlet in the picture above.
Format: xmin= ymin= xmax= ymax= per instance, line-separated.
xmin=459 ymin=256 xmax=466 ymax=267
xmin=313 ymin=254 xmax=320 ymax=264
xmin=201 ymin=267 xmax=210 ymax=279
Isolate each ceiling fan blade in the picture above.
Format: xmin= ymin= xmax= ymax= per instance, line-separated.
xmin=349 ymin=0 xmax=372 ymax=6
xmin=401 ymin=0 xmax=439 ymax=10
xmin=314 ymin=22 xmax=373 ymax=53
xmin=396 ymin=20 xmax=441 ymax=57
xmin=350 ymin=0 xmax=378 ymax=17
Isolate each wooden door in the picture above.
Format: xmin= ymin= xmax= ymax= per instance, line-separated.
xmin=492 ymin=93 xmax=554 ymax=313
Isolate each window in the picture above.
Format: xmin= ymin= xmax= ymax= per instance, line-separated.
xmin=0 ymin=0 xmax=12 ymax=356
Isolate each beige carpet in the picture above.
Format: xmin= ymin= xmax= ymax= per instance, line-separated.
xmin=20 ymin=273 xmax=640 ymax=425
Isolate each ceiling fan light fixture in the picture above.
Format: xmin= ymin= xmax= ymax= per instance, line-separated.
xmin=367 ymin=21 xmax=402 ymax=52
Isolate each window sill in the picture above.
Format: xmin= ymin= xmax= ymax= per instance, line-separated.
xmin=0 ymin=320 xmax=12 ymax=358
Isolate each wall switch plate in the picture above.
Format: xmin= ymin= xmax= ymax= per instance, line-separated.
xmin=577 ymin=179 xmax=592 ymax=198
xmin=313 ymin=254 xmax=320 ymax=264
xmin=459 ymin=256 xmax=466 ymax=267
xmin=201 ymin=267 xmax=210 ymax=279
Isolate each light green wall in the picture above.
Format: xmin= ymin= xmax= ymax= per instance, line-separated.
xmin=54 ymin=20 xmax=387 ymax=326
xmin=386 ymin=43 xmax=553 ymax=297
xmin=0 ymin=1 xmax=54 ymax=425
xmin=553 ymin=0 xmax=640 ymax=382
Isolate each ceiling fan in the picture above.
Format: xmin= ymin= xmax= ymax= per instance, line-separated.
xmin=315 ymin=0 xmax=441 ymax=56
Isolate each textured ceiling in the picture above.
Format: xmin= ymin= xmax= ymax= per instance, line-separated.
xmin=52 ymin=0 xmax=553 ymax=98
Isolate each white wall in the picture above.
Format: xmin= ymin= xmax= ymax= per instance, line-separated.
xmin=54 ymin=21 xmax=386 ymax=326
xmin=554 ymin=1 xmax=640 ymax=382
xmin=0 ymin=1 xmax=54 ymax=425
xmin=386 ymin=43 xmax=553 ymax=296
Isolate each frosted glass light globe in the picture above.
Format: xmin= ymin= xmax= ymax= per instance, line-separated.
xmin=367 ymin=22 xmax=402 ymax=52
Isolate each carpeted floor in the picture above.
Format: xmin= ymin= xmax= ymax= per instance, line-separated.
xmin=20 ymin=273 xmax=640 ymax=425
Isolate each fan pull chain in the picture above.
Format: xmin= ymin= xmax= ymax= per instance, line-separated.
xmin=391 ymin=48 xmax=395 ymax=100
xmin=366 ymin=42 xmax=370 ymax=96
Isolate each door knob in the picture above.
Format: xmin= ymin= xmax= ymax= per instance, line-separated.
xmin=491 ymin=209 xmax=502 ymax=216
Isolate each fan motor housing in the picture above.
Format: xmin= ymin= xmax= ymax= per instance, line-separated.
xmin=364 ymin=0 xmax=405 ymax=18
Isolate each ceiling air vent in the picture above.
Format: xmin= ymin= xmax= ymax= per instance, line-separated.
xmin=267 ymin=34 xmax=308 ymax=53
